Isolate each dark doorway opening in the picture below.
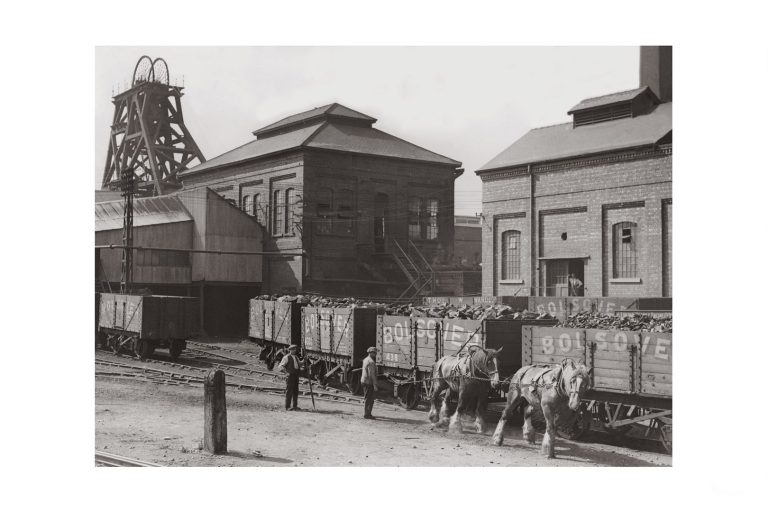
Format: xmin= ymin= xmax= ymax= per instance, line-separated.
xmin=544 ymin=258 xmax=585 ymax=296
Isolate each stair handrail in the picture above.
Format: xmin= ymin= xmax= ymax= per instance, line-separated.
xmin=393 ymin=239 xmax=423 ymax=281
xmin=408 ymin=239 xmax=434 ymax=274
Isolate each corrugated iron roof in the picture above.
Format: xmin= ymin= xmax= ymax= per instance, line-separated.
xmin=567 ymin=86 xmax=652 ymax=113
xmin=478 ymin=102 xmax=671 ymax=172
xmin=95 ymin=195 xmax=193 ymax=232
xmin=253 ymin=103 xmax=376 ymax=137
xmin=95 ymin=190 xmax=123 ymax=203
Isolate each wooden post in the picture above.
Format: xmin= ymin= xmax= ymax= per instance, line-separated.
xmin=204 ymin=369 xmax=227 ymax=454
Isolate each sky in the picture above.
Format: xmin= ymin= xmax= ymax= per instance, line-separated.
xmin=95 ymin=46 xmax=640 ymax=215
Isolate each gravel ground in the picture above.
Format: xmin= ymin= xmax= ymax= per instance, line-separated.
xmin=95 ymin=371 xmax=671 ymax=467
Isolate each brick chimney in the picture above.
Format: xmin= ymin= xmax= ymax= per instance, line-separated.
xmin=640 ymin=46 xmax=672 ymax=103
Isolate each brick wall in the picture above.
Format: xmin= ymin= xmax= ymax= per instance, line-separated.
xmin=481 ymin=148 xmax=672 ymax=297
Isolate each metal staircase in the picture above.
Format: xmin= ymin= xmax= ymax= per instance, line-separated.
xmin=392 ymin=239 xmax=434 ymax=300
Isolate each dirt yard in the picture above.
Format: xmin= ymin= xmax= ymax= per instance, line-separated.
xmin=95 ymin=375 xmax=671 ymax=467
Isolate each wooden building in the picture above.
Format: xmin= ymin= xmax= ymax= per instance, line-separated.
xmin=476 ymin=46 xmax=672 ymax=298
xmin=180 ymin=103 xmax=463 ymax=298
xmin=95 ymin=188 xmax=264 ymax=336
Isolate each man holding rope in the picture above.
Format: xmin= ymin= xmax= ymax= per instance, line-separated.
xmin=361 ymin=347 xmax=379 ymax=419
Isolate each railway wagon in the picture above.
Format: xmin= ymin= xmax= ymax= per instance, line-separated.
xmin=301 ymin=306 xmax=380 ymax=394
xmin=376 ymin=315 xmax=558 ymax=408
xmin=529 ymin=296 xmax=673 ymax=321
xmin=98 ymin=293 xmax=199 ymax=361
xmin=248 ymin=299 xmax=305 ymax=369
xmin=522 ymin=325 xmax=672 ymax=453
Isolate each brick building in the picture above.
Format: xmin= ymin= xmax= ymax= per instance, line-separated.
xmin=180 ymin=103 xmax=463 ymax=297
xmin=476 ymin=47 xmax=672 ymax=298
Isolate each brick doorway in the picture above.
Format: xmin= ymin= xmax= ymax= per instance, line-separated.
xmin=544 ymin=259 xmax=584 ymax=297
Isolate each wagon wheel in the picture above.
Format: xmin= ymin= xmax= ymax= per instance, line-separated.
xmin=556 ymin=408 xmax=592 ymax=440
xmin=311 ymin=360 xmax=327 ymax=386
xmin=134 ymin=339 xmax=151 ymax=361
xmin=109 ymin=335 xmax=121 ymax=355
xmin=169 ymin=339 xmax=183 ymax=362
xmin=266 ymin=348 xmax=283 ymax=371
xmin=346 ymin=367 xmax=362 ymax=395
xmin=597 ymin=402 xmax=632 ymax=437
xmin=397 ymin=383 xmax=420 ymax=410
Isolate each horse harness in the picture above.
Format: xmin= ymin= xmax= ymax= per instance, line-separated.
xmin=448 ymin=348 xmax=498 ymax=382
xmin=512 ymin=363 xmax=570 ymax=399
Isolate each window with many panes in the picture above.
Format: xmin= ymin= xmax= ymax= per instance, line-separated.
xmin=316 ymin=188 xmax=333 ymax=234
xmin=408 ymin=197 xmax=421 ymax=239
xmin=501 ymin=230 xmax=521 ymax=280
xmin=613 ymin=221 xmax=637 ymax=278
xmin=337 ymin=189 xmax=354 ymax=235
xmin=272 ymin=189 xmax=283 ymax=235
xmin=425 ymin=198 xmax=438 ymax=240
xmin=284 ymin=188 xmax=295 ymax=235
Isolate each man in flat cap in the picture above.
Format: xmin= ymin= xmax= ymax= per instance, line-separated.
xmin=278 ymin=345 xmax=303 ymax=411
xmin=361 ymin=346 xmax=379 ymax=419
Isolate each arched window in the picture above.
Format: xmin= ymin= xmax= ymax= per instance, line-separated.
xmin=425 ymin=198 xmax=439 ymax=240
xmin=337 ymin=188 xmax=354 ymax=235
xmin=316 ymin=188 xmax=333 ymax=234
xmin=253 ymin=193 xmax=262 ymax=223
xmin=501 ymin=230 xmax=521 ymax=280
xmin=408 ymin=197 xmax=421 ymax=239
xmin=284 ymin=188 xmax=295 ymax=235
xmin=241 ymin=195 xmax=251 ymax=213
xmin=613 ymin=221 xmax=637 ymax=278
xmin=273 ymin=189 xmax=283 ymax=235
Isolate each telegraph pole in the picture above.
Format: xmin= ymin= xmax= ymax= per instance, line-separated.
xmin=120 ymin=166 xmax=134 ymax=293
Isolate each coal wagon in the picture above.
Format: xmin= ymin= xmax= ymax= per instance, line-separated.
xmin=301 ymin=306 xmax=380 ymax=394
xmin=522 ymin=325 xmax=672 ymax=452
xmin=376 ymin=315 xmax=558 ymax=408
xmin=248 ymin=299 xmax=305 ymax=369
xmin=98 ymin=293 xmax=199 ymax=361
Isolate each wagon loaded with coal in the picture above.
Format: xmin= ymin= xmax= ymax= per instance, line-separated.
xmin=98 ymin=293 xmax=199 ymax=361
xmin=522 ymin=317 xmax=672 ymax=453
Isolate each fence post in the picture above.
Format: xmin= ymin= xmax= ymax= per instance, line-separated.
xmin=204 ymin=369 xmax=227 ymax=454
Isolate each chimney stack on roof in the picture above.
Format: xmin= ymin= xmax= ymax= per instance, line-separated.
xmin=640 ymin=46 xmax=672 ymax=103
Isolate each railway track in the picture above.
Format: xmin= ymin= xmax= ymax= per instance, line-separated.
xmin=95 ymin=350 xmax=398 ymax=409
xmin=95 ymin=451 xmax=160 ymax=467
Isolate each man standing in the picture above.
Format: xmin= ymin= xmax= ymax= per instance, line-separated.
xmin=278 ymin=345 xmax=302 ymax=411
xmin=361 ymin=346 xmax=379 ymax=419
xmin=568 ymin=273 xmax=584 ymax=296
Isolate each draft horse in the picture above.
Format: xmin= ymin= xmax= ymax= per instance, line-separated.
xmin=428 ymin=346 xmax=502 ymax=434
xmin=492 ymin=358 xmax=591 ymax=458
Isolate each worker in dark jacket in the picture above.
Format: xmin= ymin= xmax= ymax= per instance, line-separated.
xmin=278 ymin=345 xmax=303 ymax=411
xmin=361 ymin=346 xmax=379 ymax=419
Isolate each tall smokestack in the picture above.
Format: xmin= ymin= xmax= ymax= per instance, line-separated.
xmin=640 ymin=46 xmax=672 ymax=103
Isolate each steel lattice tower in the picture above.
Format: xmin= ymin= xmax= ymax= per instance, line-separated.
xmin=101 ymin=56 xmax=205 ymax=196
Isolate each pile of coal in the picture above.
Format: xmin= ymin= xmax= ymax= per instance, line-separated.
xmin=253 ymin=294 xmax=554 ymax=321
xmin=384 ymin=302 xmax=552 ymax=321
xmin=560 ymin=312 xmax=672 ymax=333
xmin=253 ymin=294 xmax=389 ymax=308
